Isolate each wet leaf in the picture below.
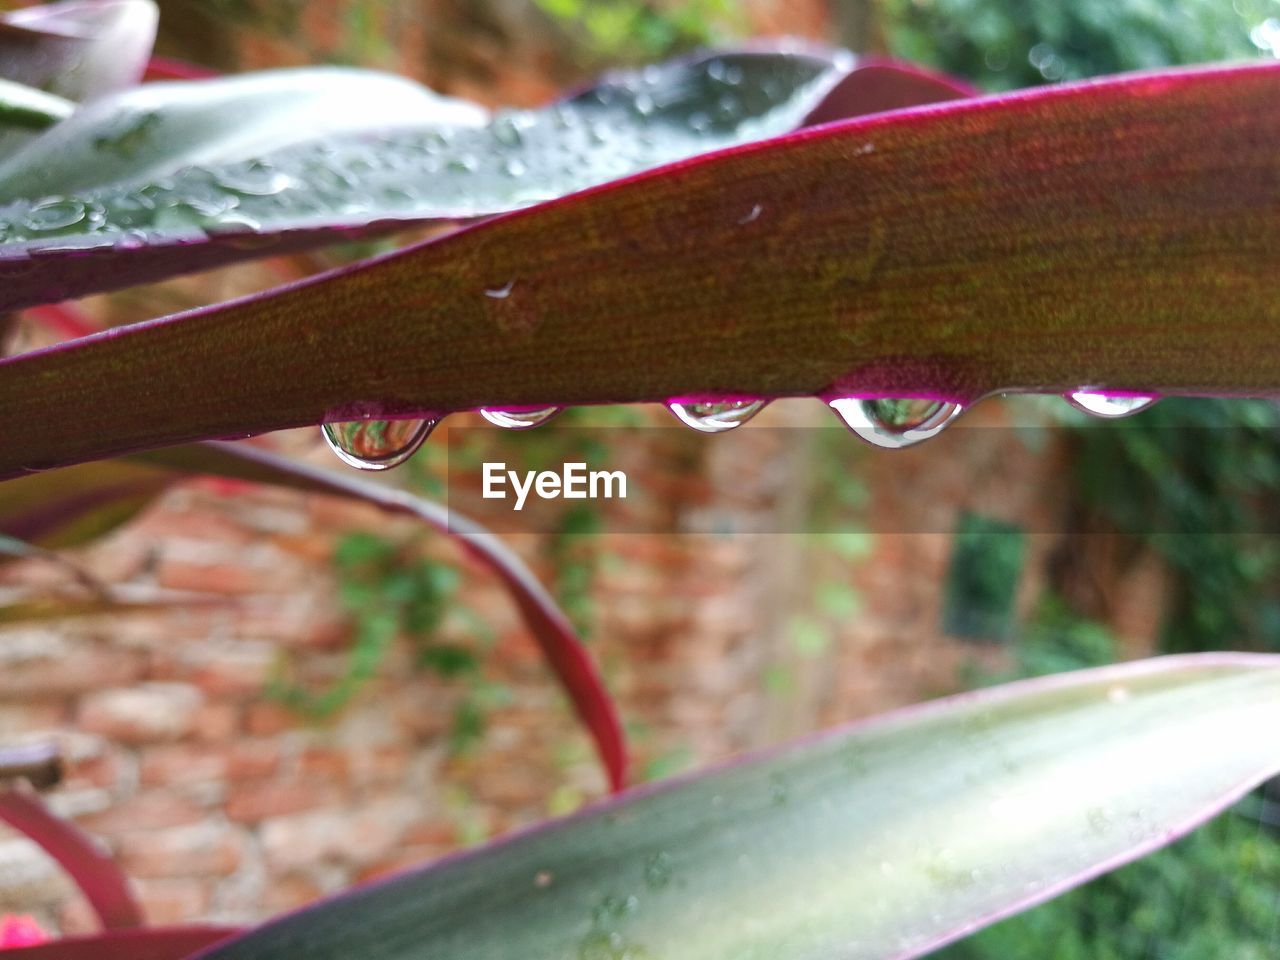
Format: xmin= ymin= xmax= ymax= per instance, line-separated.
xmin=0 ymin=50 xmax=966 ymax=310
xmin=0 ymin=63 xmax=1274 ymax=475
xmin=187 ymin=655 xmax=1280 ymax=960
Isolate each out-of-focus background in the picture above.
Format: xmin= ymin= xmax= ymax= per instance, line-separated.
xmin=1 ymin=1 xmax=1279 ymax=956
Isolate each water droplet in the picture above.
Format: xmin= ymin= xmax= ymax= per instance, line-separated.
xmin=643 ymin=851 xmax=673 ymax=891
xmin=1067 ymin=392 xmax=1158 ymax=418
xmin=214 ymin=160 xmax=296 ymax=196
xmin=322 ymin=418 xmax=436 ymax=471
xmin=484 ymin=280 xmax=515 ymax=299
xmin=502 ymin=158 xmax=527 ymax=178
xmin=667 ymin=399 xmax=766 ymax=433
xmin=479 ymin=407 xmax=560 ymax=429
xmin=829 ymin=397 xmax=964 ymax=449
xmin=492 ymin=113 xmax=524 ymax=148
xmin=23 ymin=198 xmax=87 ymax=232
xmin=737 ymin=204 xmax=763 ymax=225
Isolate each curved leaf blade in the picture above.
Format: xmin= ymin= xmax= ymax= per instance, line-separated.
xmin=0 ymin=67 xmax=488 ymax=197
xmin=0 ymin=63 xmax=1275 ymax=476
xmin=0 ymin=442 xmax=627 ymax=791
xmin=0 ymin=0 xmax=158 ymax=103
xmin=0 ymin=787 xmax=143 ymax=929
xmin=0 ymin=79 xmax=74 ymax=132
xmin=0 ymin=52 xmax=971 ymax=310
xmin=0 ymin=927 xmax=238 ymax=959
xmin=188 ymin=654 xmax=1280 ymax=960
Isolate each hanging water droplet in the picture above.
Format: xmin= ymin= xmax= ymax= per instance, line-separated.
xmin=322 ymin=418 xmax=436 ymax=471
xmin=667 ymin=399 xmax=766 ymax=433
xmin=479 ymin=407 xmax=561 ymax=430
xmin=829 ymin=397 xmax=964 ymax=449
xmin=1066 ymin=392 xmax=1158 ymax=418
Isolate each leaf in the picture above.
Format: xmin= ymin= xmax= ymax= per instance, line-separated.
xmin=0 ymin=927 xmax=239 ymax=959
xmin=0 ymin=50 xmax=969 ymax=310
xmin=0 ymin=1 xmax=158 ymax=103
xmin=0 ymin=62 xmax=1275 ymax=476
xmin=0 ymin=79 xmax=74 ymax=132
xmin=0 ymin=67 xmax=488 ymax=197
xmin=186 ymin=654 xmax=1280 ymax=960
xmin=0 ymin=441 xmax=628 ymax=791
xmin=0 ymin=787 xmax=142 ymax=929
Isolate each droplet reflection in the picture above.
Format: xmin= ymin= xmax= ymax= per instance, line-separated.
xmin=829 ymin=397 xmax=964 ymax=449
xmin=479 ymin=407 xmax=561 ymax=430
xmin=321 ymin=418 xmax=437 ymax=470
xmin=1067 ymin=392 xmax=1158 ymax=418
xmin=667 ymin=399 xmax=766 ymax=433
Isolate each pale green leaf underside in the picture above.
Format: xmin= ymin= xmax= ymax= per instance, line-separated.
xmin=198 ymin=655 xmax=1280 ymax=960
xmin=0 ymin=50 xmax=848 ymax=251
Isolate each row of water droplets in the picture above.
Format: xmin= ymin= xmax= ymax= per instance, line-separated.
xmin=0 ymin=53 xmax=842 ymax=250
xmin=321 ymin=392 xmax=1158 ymax=471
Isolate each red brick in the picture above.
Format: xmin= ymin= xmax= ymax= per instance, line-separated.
xmin=224 ymin=780 xmax=338 ymax=823
xmin=191 ymin=703 xmax=240 ymax=742
xmin=261 ymin=873 xmax=323 ymax=914
xmin=172 ymin=641 xmax=277 ymax=698
xmin=244 ymin=702 xmax=295 ymax=737
xmin=299 ymin=748 xmax=348 ymax=782
xmin=0 ymin=645 xmax=145 ymax=700
xmin=133 ymin=878 xmax=209 ymax=925
xmin=79 ymin=791 xmax=208 ymax=834
xmin=156 ymin=560 xmax=260 ymax=595
xmin=225 ymin=740 xmax=282 ymax=781
xmin=118 ymin=823 xmax=246 ymax=879
xmin=139 ymin=745 xmax=229 ymax=787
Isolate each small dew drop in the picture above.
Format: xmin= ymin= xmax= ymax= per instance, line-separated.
xmin=737 ymin=204 xmax=763 ymax=224
xmin=214 ymin=161 xmax=296 ymax=196
xmin=321 ymin=418 xmax=436 ymax=471
xmin=479 ymin=407 xmax=561 ymax=429
xmin=1067 ymin=392 xmax=1158 ymax=418
xmin=534 ymin=870 xmax=554 ymax=888
xmin=23 ymin=198 xmax=87 ymax=232
xmin=492 ymin=113 xmax=524 ymax=148
xmin=667 ymin=399 xmax=766 ymax=433
xmin=484 ymin=280 xmax=516 ymax=299
xmin=643 ymin=851 xmax=673 ymax=891
xmin=829 ymin=397 xmax=964 ymax=449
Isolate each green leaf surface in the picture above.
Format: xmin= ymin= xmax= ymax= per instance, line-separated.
xmin=0 ymin=63 xmax=1275 ymax=477
xmin=0 ymin=66 xmax=487 ymax=198
xmin=191 ymin=654 xmax=1280 ymax=960
xmin=0 ymin=47 xmax=868 ymax=302
xmin=0 ymin=78 xmax=74 ymax=132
